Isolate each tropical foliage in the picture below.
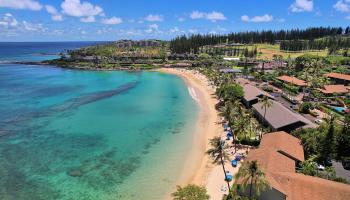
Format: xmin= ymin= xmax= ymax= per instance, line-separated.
xmin=171 ymin=184 xmax=210 ymax=200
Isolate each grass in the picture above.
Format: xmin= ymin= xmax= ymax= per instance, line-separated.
xmin=232 ymin=66 xmax=244 ymax=70
xmin=254 ymin=44 xmax=328 ymax=59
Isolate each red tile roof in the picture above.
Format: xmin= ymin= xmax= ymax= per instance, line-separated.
xmin=317 ymin=85 xmax=350 ymax=94
xmin=324 ymin=73 xmax=350 ymax=82
xmin=277 ymin=76 xmax=307 ymax=86
xmin=243 ymin=131 xmax=350 ymax=200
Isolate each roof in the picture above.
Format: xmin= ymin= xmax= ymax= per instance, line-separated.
xmin=260 ymin=132 xmax=304 ymax=161
xmin=219 ymin=68 xmax=242 ymax=73
xmin=243 ymin=84 xmax=275 ymax=102
xmin=317 ymin=85 xmax=350 ymax=94
xmin=324 ymin=73 xmax=350 ymax=81
xmin=243 ymin=131 xmax=350 ymax=200
xmin=277 ymin=76 xmax=307 ymax=86
xmin=223 ymin=57 xmax=240 ymax=61
xmin=252 ymin=100 xmax=315 ymax=130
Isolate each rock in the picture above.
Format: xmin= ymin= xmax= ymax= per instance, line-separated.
xmin=67 ymin=168 xmax=83 ymax=177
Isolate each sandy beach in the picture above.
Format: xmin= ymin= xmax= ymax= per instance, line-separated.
xmin=157 ymin=68 xmax=225 ymax=199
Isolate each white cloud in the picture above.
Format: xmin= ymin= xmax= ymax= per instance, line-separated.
xmin=0 ymin=0 xmax=42 ymax=11
xmin=80 ymin=16 xmax=95 ymax=23
xmin=334 ymin=1 xmax=350 ymax=13
xmin=0 ymin=13 xmax=18 ymax=28
xmin=206 ymin=11 xmax=226 ymax=22
xmin=241 ymin=14 xmax=273 ymax=22
xmin=22 ymin=20 xmax=44 ymax=31
xmin=145 ymin=23 xmax=159 ymax=33
xmin=145 ymin=14 xmax=163 ymax=22
xmin=101 ymin=17 xmax=122 ymax=25
xmin=289 ymin=0 xmax=313 ymax=12
xmin=61 ymin=0 xmax=103 ymax=17
xmin=190 ymin=11 xmax=205 ymax=19
xmin=45 ymin=5 xmax=63 ymax=21
xmin=190 ymin=11 xmax=226 ymax=22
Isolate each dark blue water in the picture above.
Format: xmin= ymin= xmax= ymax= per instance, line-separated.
xmin=0 ymin=41 xmax=109 ymax=62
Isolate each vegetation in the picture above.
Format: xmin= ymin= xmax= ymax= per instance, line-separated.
xmin=171 ymin=184 xmax=210 ymax=200
xmin=234 ymin=161 xmax=270 ymax=200
xmin=170 ymin=27 xmax=347 ymax=54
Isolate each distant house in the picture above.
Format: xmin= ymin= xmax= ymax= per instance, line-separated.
xmin=317 ymin=85 xmax=350 ymax=96
xmin=238 ymin=131 xmax=350 ymax=200
xmin=277 ymin=75 xmax=307 ymax=87
xmin=252 ymin=100 xmax=316 ymax=132
xmin=324 ymin=73 xmax=350 ymax=85
xmin=242 ymin=84 xmax=274 ymax=107
xmin=254 ymin=61 xmax=287 ymax=71
xmin=223 ymin=57 xmax=240 ymax=61
xmin=219 ymin=68 xmax=242 ymax=74
xmin=115 ymin=39 xmax=161 ymax=48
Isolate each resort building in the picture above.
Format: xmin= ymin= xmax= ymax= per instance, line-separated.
xmin=317 ymin=85 xmax=350 ymax=96
xmin=324 ymin=73 xmax=350 ymax=85
xmin=242 ymin=84 xmax=275 ymax=107
xmin=277 ymin=75 xmax=307 ymax=87
xmin=254 ymin=61 xmax=287 ymax=71
xmin=115 ymin=39 xmax=161 ymax=48
xmin=219 ymin=68 xmax=242 ymax=74
xmin=252 ymin=100 xmax=315 ymax=132
xmin=238 ymin=131 xmax=350 ymax=200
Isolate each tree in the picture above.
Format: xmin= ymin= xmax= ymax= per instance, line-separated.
xmin=217 ymin=83 xmax=244 ymax=102
xmin=299 ymin=102 xmax=314 ymax=114
xmin=206 ymin=137 xmax=232 ymax=194
xmin=258 ymin=96 xmax=272 ymax=120
xmin=319 ymin=115 xmax=336 ymax=165
xmin=171 ymin=184 xmax=210 ymax=200
xmin=298 ymin=155 xmax=318 ymax=176
xmin=336 ymin=114 xmax=350 ymax=160
xmin=235 ymin=160 xmax=270 ymax=200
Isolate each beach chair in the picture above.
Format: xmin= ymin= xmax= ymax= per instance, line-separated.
xmin=231 ymin=160 xmax=238 ymax=167
xmin=225 ymin=171 xmax=233 ymax=182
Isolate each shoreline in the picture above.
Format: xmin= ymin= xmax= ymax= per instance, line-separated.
xmin=157 ymin=68 xmax=222 ymax=199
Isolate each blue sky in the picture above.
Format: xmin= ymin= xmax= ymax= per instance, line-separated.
xmin=0 ymin=0 xmax=349 ymax=41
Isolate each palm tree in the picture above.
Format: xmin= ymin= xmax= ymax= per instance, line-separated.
xmin=258 ymin=96 xmax=272 ymax=121
xmin=235 ymin=160 xmax=270 ymax=200
xmin=206 ymin=137 xmax=232 ymax=194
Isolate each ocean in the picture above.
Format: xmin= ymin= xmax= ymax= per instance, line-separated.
xmin=0 ymin=42 xmax=198 ymax=200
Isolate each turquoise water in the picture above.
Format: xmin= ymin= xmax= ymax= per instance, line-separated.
xmin=0 ymin=43 xmax=198 ymax=200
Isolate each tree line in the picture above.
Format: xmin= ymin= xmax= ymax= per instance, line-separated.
xmin=170 ymin=26 xmax=349 ymax=54
xmin=280 ymin=36 xmax=350 ymax=52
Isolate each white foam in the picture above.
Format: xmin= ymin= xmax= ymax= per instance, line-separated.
xmin=188 ymin=87 xmax=200 ymax=102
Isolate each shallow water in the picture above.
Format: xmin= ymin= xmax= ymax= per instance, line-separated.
xmin=0 ymin=43 xmax=198 ymax=200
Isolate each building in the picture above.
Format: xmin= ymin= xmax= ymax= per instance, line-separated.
xmin=242 ymin=84 xmax=275 ymax=107
xmin=252 ymin=100 xmax=316 ymax=132
xmin=238 ymin=131 xmax=350 ymax=200
xmin=324 ymin=73 xmax=350 ymax=85
xmin=255 ymin=61 xmax=287 ymax=71
xmin=219 ymin=68 xmax=242 ymax=74
xmin=317 ymin=85 xmax=350 ymax=96
xmin=115 ymin=40 xmax=161 ymax=48
xmin=277 ymin=76 xmax=307 ymax=87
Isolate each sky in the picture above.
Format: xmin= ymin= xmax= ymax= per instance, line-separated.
xmin=0 ymin=0 xmax=349 ymax=41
